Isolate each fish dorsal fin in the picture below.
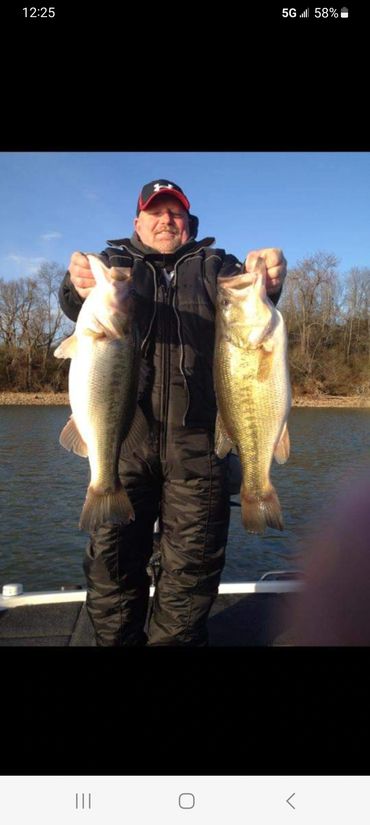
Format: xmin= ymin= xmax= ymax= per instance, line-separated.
xmin=120 ymin=405 xmax=149 ymax=456
xmin=214 ymin=412 xmax=235 ymax=458
xmin=54 ymin=334 xmax=78 ymax=360
xmin=59 ymin=416 xmax=89 ymax=457
xmin=274 ymin=422 xmax=290 ymax=464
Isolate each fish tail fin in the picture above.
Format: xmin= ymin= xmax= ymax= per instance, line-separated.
xmin=79 ymin=483 xmax=135 ymax=532
xmin=240 ymin=483 xmax=284 ymax=534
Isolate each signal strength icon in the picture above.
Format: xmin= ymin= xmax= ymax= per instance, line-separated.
xmin=300 ymin=7 xmax=309 ymax=15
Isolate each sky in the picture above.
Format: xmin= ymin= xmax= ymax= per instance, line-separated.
xmin=0 ymin=151 xmax=369 ymax=283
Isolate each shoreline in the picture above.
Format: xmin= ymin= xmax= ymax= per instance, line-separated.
xmin=1 ymin=391 xmax=370 ymax=408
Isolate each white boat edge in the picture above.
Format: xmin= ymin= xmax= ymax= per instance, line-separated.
xmin=0 ymin=580 xmax=304 ymax=610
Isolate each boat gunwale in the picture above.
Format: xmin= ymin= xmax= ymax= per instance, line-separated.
xmin=0 ymin=580 xmax=304 ymax=610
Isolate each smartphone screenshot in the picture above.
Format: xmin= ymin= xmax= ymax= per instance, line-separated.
xmin=1 ymin=5 xmax=368 ymax=821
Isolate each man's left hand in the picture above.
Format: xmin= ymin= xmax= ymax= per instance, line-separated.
xmin=245 ymin=248 xmax=287 ymax=294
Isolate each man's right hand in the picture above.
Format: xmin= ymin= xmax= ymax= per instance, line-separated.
xmin=69 ymin=251 xmax=96 ymax=299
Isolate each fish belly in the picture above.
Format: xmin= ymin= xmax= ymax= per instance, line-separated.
xmin=69 ymin=335 xmax=136 ymax=492
xmin=237 ymin=350 xmax=288 ymax=494
xmin=216 ymin=328 xmax=290 ymax=532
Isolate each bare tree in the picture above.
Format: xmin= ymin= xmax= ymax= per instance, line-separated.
xmin=342 ymin=267 xmax=370 ymax=363
xmin=280 ymin=251 xmax=340 ymax=393
xmin=16 ymin=277 xmax=40 ymax=389
xmin=34 ymin=261 xmax=72 ymax=379
xmin=0 ymin=261 xmax=73 ymax=390
xmin=0 ymin=278 xmax=23 ymax=347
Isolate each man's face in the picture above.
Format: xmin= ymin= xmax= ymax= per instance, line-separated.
xmin=134 ymin=194 xmax=190 ymax=253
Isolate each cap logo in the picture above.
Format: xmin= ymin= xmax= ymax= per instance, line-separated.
xmin=153 ymin=183 xmax=174 ymax=193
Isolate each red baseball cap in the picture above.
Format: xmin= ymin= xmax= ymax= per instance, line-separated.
xmin=136 ymin=179 xmax=190 ymax=215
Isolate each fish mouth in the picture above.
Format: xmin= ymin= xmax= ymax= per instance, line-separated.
xmin=218 ymin=273 xmax=257 ymax=300
xmin=218 ymin=284 xmax=252 ymax=302
xmin=218 ymin=272 xmax=249 ymax=285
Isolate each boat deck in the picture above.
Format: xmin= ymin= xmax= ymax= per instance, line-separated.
xmin=0 ymin=582 xmax=302 ymax=646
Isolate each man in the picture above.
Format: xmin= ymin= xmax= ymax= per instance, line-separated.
xmin=59 ymin=179 xmax=287 ymax=647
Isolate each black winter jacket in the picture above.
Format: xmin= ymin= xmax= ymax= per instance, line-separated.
xmin=59 ymin=235 xmax=281 ymax=437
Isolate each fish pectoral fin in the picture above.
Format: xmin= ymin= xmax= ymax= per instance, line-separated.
xmin=109 ymin=314 xmax=126 ymax=336
xmin=83 ymin=313 xmax=110 ymax=339
xmin=120 ymin=405 xmax=149 ymax=456
xmin=54 ymin=334 xmax=78 ymax=359
xmin=215 ymin=412 xmax=235 ymax=458
xmin=256 ymin=345 xmax=274 ymax=382
xmin=261 ymin=336 xmax=274 ymax=353
xmin=85 ymin=314 xmax=124 ymax=340
xmin=84 ymin=328 xmax=107 ymax=340
xmin=59 ymin=416 xmax=89 ymax=457
xmin=274 ymin=422 xmax=290 ymax=464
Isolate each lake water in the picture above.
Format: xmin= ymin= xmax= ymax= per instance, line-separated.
xmin=1 ymin=405 xmax=370 ymax=591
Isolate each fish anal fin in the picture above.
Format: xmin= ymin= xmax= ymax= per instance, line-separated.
xmin=274 ymin=422 xmax=290 ymax=464
xmin=54 ymin=334 xmax=78 ymax=359
xmin=215 ymin=412 xmax=235 ymax=458
xmin=120 ymin=406 xmax=149 ymax=456
xmin=59 ymin=416 xmax=88 ymax=457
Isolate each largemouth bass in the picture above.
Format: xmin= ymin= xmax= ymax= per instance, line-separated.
xmin=54 ymin=254 xmax=146 ymax=531
xmin=214 ymin=257 xmax=291 ymax=534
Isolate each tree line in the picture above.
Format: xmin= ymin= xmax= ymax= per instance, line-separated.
xmin=0 ymin=262 xmax=73 ymax=392
xmin=1 ymin=253 xmax=370 ymax=396
xmin=280 ymin=251 xmax=370 ymax=397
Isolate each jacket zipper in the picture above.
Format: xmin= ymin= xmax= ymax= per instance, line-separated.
xmin=113 ymin=245 xmax=158 ymax=356
xmin=141 ymin=261 xmax=157 ymax=355
xmin=115 ymin=244 xmax=211 ymax=442
xmin=171 ymin=250 xmax=205 ymax=426
xmin=159 ymin=277 xmax=173 ymax=461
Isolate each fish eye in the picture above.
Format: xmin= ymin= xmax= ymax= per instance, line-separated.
xmin=221 ymin=298 xmax=230 ymax=307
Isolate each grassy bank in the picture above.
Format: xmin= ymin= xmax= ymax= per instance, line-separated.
xmin=1 ymin=391 xmax=370 ymax=408
xmin=292 ymin=395 xmax=370 ymax=408
xmin=0 ymin=392 xmax=70 ymax=405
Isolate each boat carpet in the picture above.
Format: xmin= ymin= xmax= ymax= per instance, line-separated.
xmin=0 ymin=592 xmax=300 ymax=646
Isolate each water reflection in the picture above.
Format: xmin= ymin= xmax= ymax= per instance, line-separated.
xmin=1 ymin=405 xmax=370 ymax=590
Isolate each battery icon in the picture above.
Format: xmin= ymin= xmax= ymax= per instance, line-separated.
xmin=340 ymin=6 xmax=349 ymax=16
